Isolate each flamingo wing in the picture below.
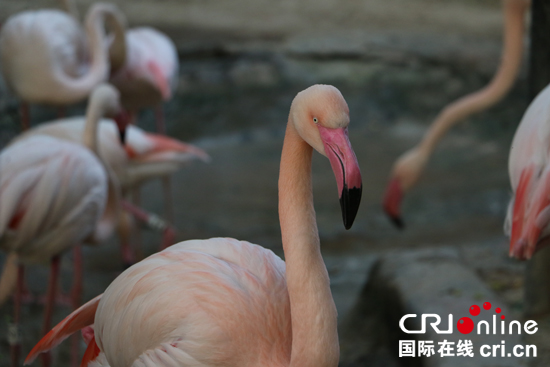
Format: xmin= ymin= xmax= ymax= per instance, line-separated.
xmin=25 ymin=294 xmax=103 ymax=364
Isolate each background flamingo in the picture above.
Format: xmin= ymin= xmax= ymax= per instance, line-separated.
xmin=0 ymin=84 xmax=126 ymax=367
xmin=109 ymin=25 xmax=180 ymax=224
xmin=505 ymin=83 xmax=550 ymax=260
xmin=382 ymin=0 xmax=530 ymax=227
xmin=25 ymin=84 xmax=362 ymax=367
xmin=16 ymin=118 xmax=210 ymax=264
xmin=0 ymin=2 xmax=124 ymax=130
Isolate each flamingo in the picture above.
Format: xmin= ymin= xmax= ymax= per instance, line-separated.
xmin=15 ymin=118 xmax=210 ymax=263
xmin=0 ymin=2 xmax=125 ymax=130
xmin=0 ymin=84 xmax=127 ymax=367
xmin=505 ymin=83 xmax=550 ymax=259
xmin=107 ymin=23 xmax=180 ymax=221
xmin=25 ymin=84 xmax=363 ymax=367
xmin=382 ymin=0 xmax=530 ymax=227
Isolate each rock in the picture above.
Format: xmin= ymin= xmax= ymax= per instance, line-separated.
xmin=340 ymin=247 xmax=529 ymax=367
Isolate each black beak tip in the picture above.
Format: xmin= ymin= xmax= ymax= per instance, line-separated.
xmin=389 ymin=215 xmax=405 ymax=229
xmin=118 ymin=128 xmax=127 ymax=145
xmin=340 ymin=185 xmax=362 ymax=230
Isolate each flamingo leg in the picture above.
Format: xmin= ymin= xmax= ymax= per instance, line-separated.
xmin=121 ymin=200 xmax=176 ymax=251
xmin=154 ymin=106 xmax=175 ymax=225
xmin=119 ymin=205 xmax=137 ymax=267
xmin=19 ymin=101 xmax=30 ymax=131
xmin=9 ymin=265 xmax=24 ymax=367
xmin=70 ymin=245 xmax=83 ymax=367
xmin=41 ymin=256 xmax=61 ymax=367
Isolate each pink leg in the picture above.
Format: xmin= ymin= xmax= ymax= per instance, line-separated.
xmin=41 ymin=256 xmax=61 ymax=367
xmin=19 ymin=102 xmax=30 ymax=131
xmin=154 ymin=106 xmax=175 ymax=224
xmin=120 ymin=207 xmax=137 ymax=268
xmin=70 ymin=246 xmax=83 ymax=367
xmin=9 ymin=266 xmax=24 ymax=367
xmin=121 ymin=201 xmax=177 ymax=251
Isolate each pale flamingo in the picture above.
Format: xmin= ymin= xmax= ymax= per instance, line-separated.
xmin=0 ymin=2 xmax=125 ymax=130
xmin=109 ymin=27 xmax=178 ymax=126
xmin=505 ymin=83 xmax=550 ymax=259
xmin=25 ymin=84 xmax=362 ymax=367
xmin=109 ymin=26 xmax=180 ymax=225
xmin=382 ymin=0 xmax=530 ymax=227
xmin=0 ymin=84 xmax=127 ymax=367
xmin=16 ymin=118 xmax=210 ymax=263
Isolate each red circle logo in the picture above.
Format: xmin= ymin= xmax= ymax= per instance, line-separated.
xmin=457 ymin=317 xmax=474 ymax=334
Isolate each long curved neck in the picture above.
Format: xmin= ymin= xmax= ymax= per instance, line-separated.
xmin=83 ymin=101 xmax=103 ymax=153
xmin=106 ymin=11 xmax=127 ymax=74
xmin=279 ymin=121 xmax=339 ymax=367
xmin=419 ymin=0 xmax=528 ymax=156
xmin=55 ymin=6 xmax=110 ymax=100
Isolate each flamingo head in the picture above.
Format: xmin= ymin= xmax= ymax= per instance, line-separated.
xmin=292 ymin=85 xmax=362 ymax=229
xmin=382 ymin=147 xmax=428 ymax=228
xmin=509 ymin=166 xmax=550 ymax=260
xmin=91 ymin=83 xmax=130 ymax=144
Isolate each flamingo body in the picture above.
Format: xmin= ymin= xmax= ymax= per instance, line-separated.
xmin=0 ymin=135 xmax=107 ymax=263
xmin=0 ymin=10 xmax=89 ymax=104
xmin=506 ymin=84 xmax=550 ymax=259
xmin=93 ymin=238 xmax=291 ymax=367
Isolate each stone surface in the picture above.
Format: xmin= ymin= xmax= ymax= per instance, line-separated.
xmin=341 ymin=247 xmax=532 ymax=367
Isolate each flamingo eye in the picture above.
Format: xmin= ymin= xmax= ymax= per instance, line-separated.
xmin=313 ymin=117 xmax=318 ymax=124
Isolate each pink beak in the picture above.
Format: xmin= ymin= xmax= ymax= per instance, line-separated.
xmin=147 ymin=61 xmax=171 ymax=100
xmin=318 ymin=126 xmax=362 ymax=229
xmin=383 ymin=177 xmax=404 ymax=229
xmin=125 ymin=133 xmax=210 ymax=163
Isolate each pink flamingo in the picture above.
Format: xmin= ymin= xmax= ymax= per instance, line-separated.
xmin=0 ymin=2 xmax=125 ymax=130
xmin=16 ymin=118 xmax=210 ymax=263
xmin=108 ymin=25 xmax=180 ymax=224
xmin=25 ymin=84 xmax=362 ymax=367
xmin=505 ymin=83 xmax=550 ymax=260
xmin=382 ymin=0 xmax=530 ymax=227
xmin=0 ymin=84 xmax=127 ymax=367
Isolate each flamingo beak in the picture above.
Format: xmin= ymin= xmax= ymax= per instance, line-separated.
xmin=147 ymin=61 xmax=171 ymax=100
xmin=142 ymin=133 xmax=210 ymax=162
xmin=383 ymin=177 xmax=405 ymax=229
xmin=318 ymin=126 xmax=362 ymax=229
xmin=114 ymin=110 xmax=131 ymax=144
